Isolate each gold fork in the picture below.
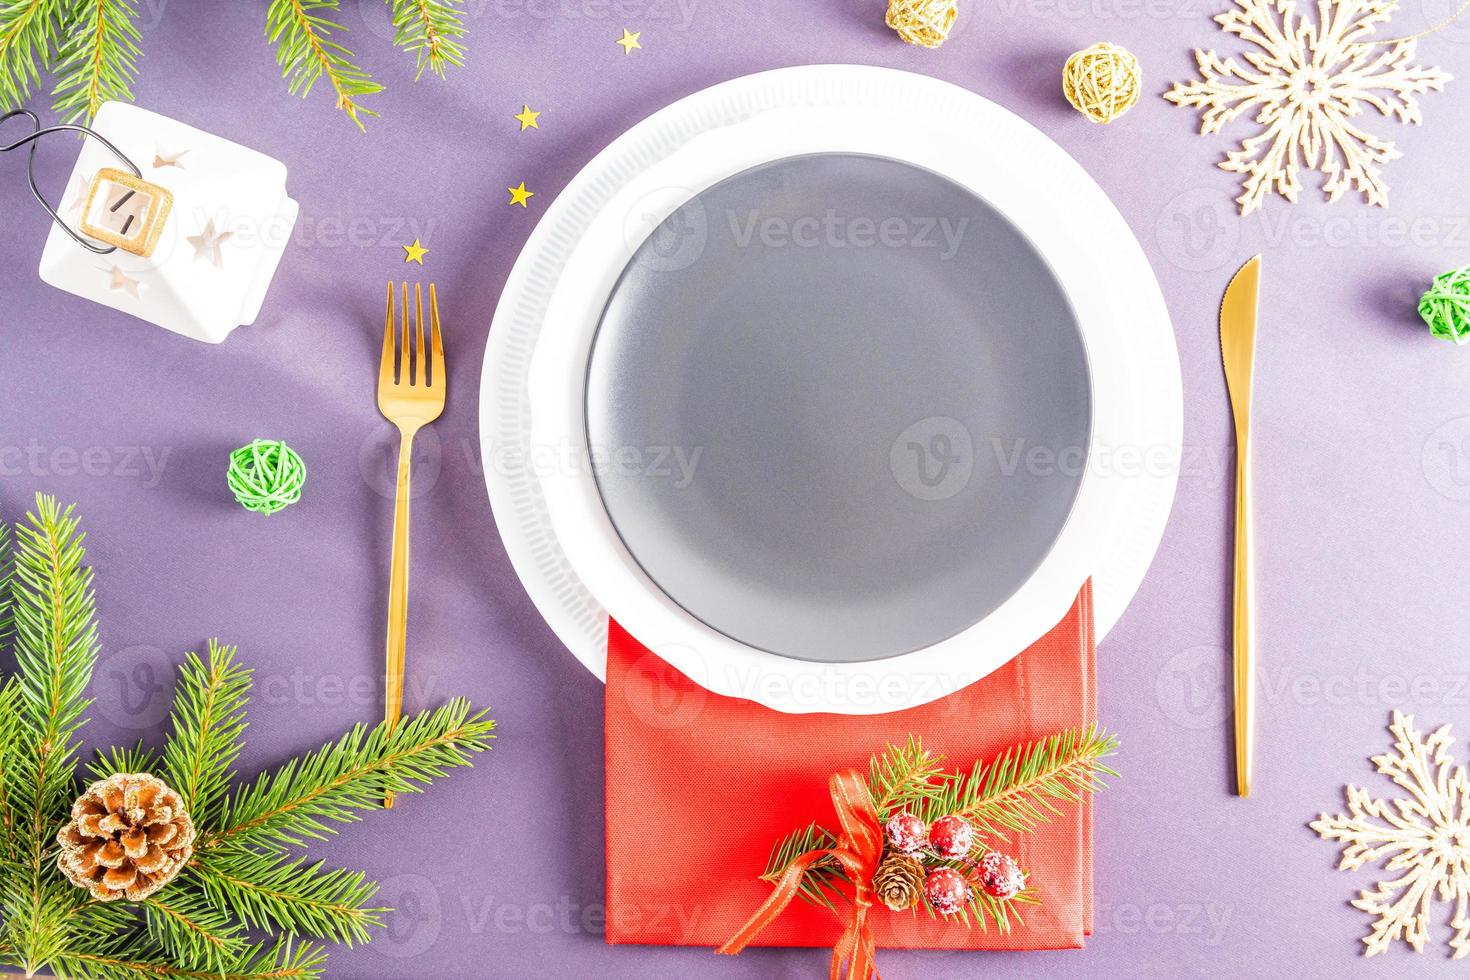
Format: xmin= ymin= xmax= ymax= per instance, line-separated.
xmin=377 ymin=282 xmax=446 ymax=808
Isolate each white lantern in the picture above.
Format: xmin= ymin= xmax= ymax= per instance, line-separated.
xmin=37 ymin=101 xmax=299 ymax=344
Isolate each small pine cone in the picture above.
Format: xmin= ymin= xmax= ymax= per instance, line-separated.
xmin=56 ymin=773 xmax=196 ymax=902
xmin=873 ymin=851 xmax=926 ymax=911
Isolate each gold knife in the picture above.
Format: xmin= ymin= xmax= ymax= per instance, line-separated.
xmin=1220 ymin=255 xmax=1260 ymax=797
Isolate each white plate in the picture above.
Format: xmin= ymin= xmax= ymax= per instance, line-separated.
xmin=482 ymin=65 xmax=1181 ymax=713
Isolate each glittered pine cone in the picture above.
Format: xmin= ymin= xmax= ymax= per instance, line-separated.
xmin=56 ymin=773 xmax=196 ymax=901
xmin=873 ymin=851 xmax=926 ymax=912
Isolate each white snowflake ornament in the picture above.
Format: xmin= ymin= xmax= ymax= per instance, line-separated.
xmin=1166 ymin=0 xmax=1451 ymax=214
xmin=1311 ymin=712 xmax=1470 ymax=958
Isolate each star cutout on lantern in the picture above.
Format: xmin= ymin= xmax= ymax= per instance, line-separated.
xmin=403 ymin=238 xmax=430 ymax=264
xmin=514 ymin=105 xmax=541 ymax=131
xmin=152 ymin=146 xmax=188 ymax=170
xmin=188 ymin=218 xmax=235 ymax=268
xmin=106 ymin=265 xmax=143 ymax=299
xmin=63 ymin=172 xmax=93 ymax=215
xmin=507 ymin=182 xmax=534 ymax=207
xmin=616 ymin=28 xmax=641 ymax=54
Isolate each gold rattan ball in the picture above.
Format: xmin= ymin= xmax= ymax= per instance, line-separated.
xmin=1063 ymin=42 xmax=1142 ymax=124
xmin=886 ymin=0 xmax=959 ymax=49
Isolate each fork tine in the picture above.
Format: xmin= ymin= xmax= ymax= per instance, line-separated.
xmin=379 ymin=282 xmax=396 ymax=390
xmin=399 ymin=281 xmax=410 ymax=384
xmin=414 ymin=282 xmax=425 ymax=387
xmin=429 ymin=283 xmax=445 ymax=388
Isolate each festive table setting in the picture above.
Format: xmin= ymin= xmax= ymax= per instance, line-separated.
xmin=2 ymin=1 xmax=1470 ymax=978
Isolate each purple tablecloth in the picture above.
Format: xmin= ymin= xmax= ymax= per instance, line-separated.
xmin=4 ymin=3 xmax=1470 ymax=977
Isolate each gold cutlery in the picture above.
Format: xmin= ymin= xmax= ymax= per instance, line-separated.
xmin=1220 ymin=255 xmax=1260 ymax=797
xmin=376 ymin=282 xmax=446 ymax=808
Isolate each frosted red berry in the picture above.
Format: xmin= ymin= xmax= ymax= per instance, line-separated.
xmin=922 ymin=867 xmax=970 ymax=915
xmin=976 ymin=851 xmax=1025 ymax=900
xmin=926 ymin=814 xmax=974 ymax=860
xmin=884 ymin=812 xmax=927 ymax=855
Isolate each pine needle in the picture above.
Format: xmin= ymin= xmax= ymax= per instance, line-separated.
xmin=265 ymin=0 xmax=382 ymax=131
xmin=162 ymin=640 xmax=252 ymax=827
xmin=143 ymin=886 xmax=247 ymax=973
xmin=54 ymin=936 xmax=329 ymax=980
xmin=0 ymin=0 xmax=67 ymax=112
xmin=50 ymin=0 xmax=142 ymax=122
xmin=386 ymin=0 xmax=466 ymax=80
xmin=207 ymin=699 xmax=494 ymax=851
xmin=193 ymin=851 xmax=384 ymax=947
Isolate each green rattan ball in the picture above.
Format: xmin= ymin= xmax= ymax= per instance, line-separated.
xmin=1419 ymin=265 xmax=1470 ymax=345
xmin=227 ymin=440 xmax=306 ymax=515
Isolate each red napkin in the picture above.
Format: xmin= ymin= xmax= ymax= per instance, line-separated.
xmin=605 ymin=582 xmax=1097 ymax=950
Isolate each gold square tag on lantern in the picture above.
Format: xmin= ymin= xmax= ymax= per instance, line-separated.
xmin=78 ymin=167 xmax=173 ymax=257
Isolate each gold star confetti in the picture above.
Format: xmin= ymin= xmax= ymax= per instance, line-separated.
xmin=187 ymin=218 xmax=234 ymax=268
xmin=514 ymin=105 xmax=541 ymax=131
xmin=616 ymin=28 xmax=641 ymax=54
xmin=106 ymin=265 xmax=143 ymax=299
xmin=507 ymin=182 xmax=534 ymax=207
xmin=403 ymin=238 xmax=430 ymax=264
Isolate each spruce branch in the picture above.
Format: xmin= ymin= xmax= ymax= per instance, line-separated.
xmin=88 ymin=740 xmax=163 ymax=783
xmin=207 ymin=699 xmax=494 ymax=851
xmin=759 ymin=822 xmax=847 ymax=912
xmin=386 ymin=0 xmax=465 ymax=80
xmin=8 ymin=493 xmax=100 ymax=971
xmin=0 ymin=0 xmax=67 ymax=111
xmin=52 ymin=936 xmax=328 ymax=980
xmin=917 ymin=726 xmax=1119 ymax=842
xmin=162 ymin=640 xmax=251 ymax=827
xmin=144 ymin=886 xmax=247 ymax=973
xmin=193 ymin=851 xmax=383 ymax=947
xmin=0 ymin=516 xmax=13 ymax=648
xmin=50 ymin=0 xmax=142 ymax=122
xmin=265 ymin=0 xmax=381 ymax=131
xmin=866 ymin=735 xmax=944 ymax=819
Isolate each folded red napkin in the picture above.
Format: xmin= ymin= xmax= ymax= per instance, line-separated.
xmin=605 ymin=582 xmax=1097 ymax=950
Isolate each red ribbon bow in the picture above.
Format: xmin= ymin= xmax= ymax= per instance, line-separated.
xmin=717 ymin=770 xmax=884 ymax=980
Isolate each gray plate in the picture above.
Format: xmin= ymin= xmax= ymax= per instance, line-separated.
xmin=586 ymin=153 xmax=1090 ymax=663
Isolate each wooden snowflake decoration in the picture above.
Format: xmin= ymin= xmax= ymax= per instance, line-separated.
xmin=1311 ymin=713 xmax=1470 ymax=958
xmin=1166 ymin=0 xmax=1451 ymax=214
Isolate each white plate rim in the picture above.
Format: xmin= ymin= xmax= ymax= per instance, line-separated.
xmin=481 ymin=65 xmax=1182 ymax=713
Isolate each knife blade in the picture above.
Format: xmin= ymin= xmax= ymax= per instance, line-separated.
xmin=1220 ymin=255 xmax=1260 ymax=797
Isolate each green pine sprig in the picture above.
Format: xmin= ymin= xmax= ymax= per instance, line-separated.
xmin=0 ymin=494 xmax=496 ymax=977
xmin=0 ymin=0 xmax=67 ymax=112
xmin=162 ymin=640 xmax=252 ymax=828
xmin=49 ymin=0 xmax=140 ymax=122
xmin=192 ymin=851 xmax=384 ymax=947
xmin=916 ymin=726 xmax=1119 ymax=842
xmin=387 ymin=0 xmax=465 ymax=80
xmin=758 ymin=729 xmax=1118 ymax=932
xmin=266 ymin=0 xmax=382 ymax=131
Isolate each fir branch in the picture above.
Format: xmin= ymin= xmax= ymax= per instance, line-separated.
xmin=52 ymin=936 xmax=328 ymax=980
xmin=917 ymin=727 xmax=1119 ymax=843
xmin=0 ymin=516 xmax=12 ymax=648
xmin=8 ymin=493 xmax=100 ymax=971
xmin=50 ymin=0 xmax=142 ymax=123
xmin=162 ymin=640 xmax=251 ymax=827
xmin=386 ymin=0 xmax=465 ymax=80
xmin=193 ymin=851 xmax=383 ymax=947
xmin=759 ymin=822 xmax=847 ymax=912
xmin=207 ymin=699 xmax=494 ymax=851
xmin=0 ymin=0 xmax=67 ymax=111
xmin=0 ymin=678 xmax=24 ymax=862
xmin=866 ymin=735 xmax=944 ymax=819
xmin=88 ymin=740 xmax=163 ymax=783
xmin=265 ymin=0 xmax=381 ymax=131
xmin=143 ymin=886 xmax=247 ymax=973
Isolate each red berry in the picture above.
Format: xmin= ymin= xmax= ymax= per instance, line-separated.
xmin=926 ymin=815 xmax=974 ymax=860
xmin=923 ymin=867 xmax=970 ymax=915
xmin=885 ymin=812 xmax=927 ymax=855
xmin=976 ymin=851 xmax=1025 ymax=900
